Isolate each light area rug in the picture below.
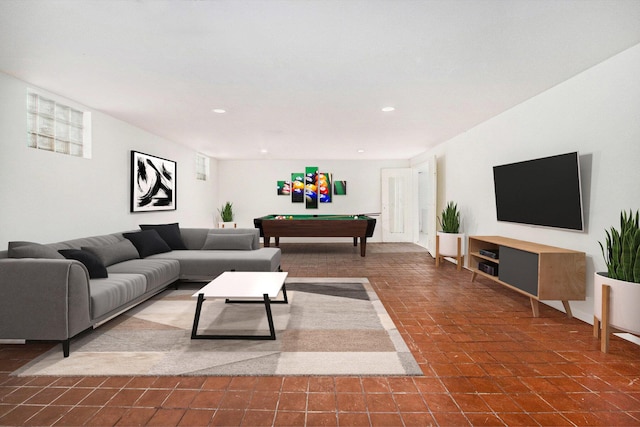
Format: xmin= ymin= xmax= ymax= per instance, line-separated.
xmin=13 ymin=278 xmax=422 ymax=377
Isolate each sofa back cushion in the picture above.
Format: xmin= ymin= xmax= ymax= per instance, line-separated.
xmin=179 ymin=228 xmax=210 ymax=250
xmin=82 ymin=239 xmax=140 ymax=267
xmin=180 ymin=228 xmax=260 ymax=250
xmin=209 ymin=228 xmax=260 ymax=250
xmin=62 ymin=234 xmax=121 ymax=250
xmin=8 ymin=242 xmax=65 ymax=259
xmin=201 ymin=233 xmax=255 ymax=250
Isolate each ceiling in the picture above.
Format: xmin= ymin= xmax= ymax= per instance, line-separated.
xmin=1 ymin=0 xmax=640 ymax=160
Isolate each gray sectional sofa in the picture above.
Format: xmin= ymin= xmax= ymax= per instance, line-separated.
xmin=0 ymin=225 xmax=281 ymax=357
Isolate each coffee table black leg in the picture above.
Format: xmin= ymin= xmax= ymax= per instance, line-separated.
xmin=192 ymin=292 xmax=279 ymax=340
xmin=264 ymin=293 xmax=276 ymax=339
xmin=191 ymin=293 xmax=205 ymax=339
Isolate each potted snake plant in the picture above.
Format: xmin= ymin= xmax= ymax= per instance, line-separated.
xmin=594 ymin=209 xmax=640 ymax=351
xmin=217 ymin=201 xmax=236 ymax=228
xmin=436 ymin=201 xmax=464 ymax=268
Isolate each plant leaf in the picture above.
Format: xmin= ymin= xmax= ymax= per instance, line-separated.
xmin=634 ymin=244 xmax=640 ymax=283
xmin=601 ymin=210 xmax=640 ymax=283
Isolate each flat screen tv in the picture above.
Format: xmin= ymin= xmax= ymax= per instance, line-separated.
xmin=493 ymin=152 xmax=584 ymax=231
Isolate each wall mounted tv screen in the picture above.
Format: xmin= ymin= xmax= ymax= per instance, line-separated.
xmin=493 ymin=152 xmax=584 ymax=231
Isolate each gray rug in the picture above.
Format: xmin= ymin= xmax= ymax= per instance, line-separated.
xmin=13 ymin=278 xmax=422 ymax=376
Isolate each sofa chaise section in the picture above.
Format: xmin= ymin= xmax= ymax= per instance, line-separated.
xmin=151 ymin=228 xmax=281 ymax=281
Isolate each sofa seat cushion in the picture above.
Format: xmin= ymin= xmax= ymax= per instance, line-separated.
xmin=107 ymin=258 xmax=180 ymax=292
xmin=149 ymin=248 xmax=281 ymax=281
xmin=89 ymin=274 xmax=147 ymax=319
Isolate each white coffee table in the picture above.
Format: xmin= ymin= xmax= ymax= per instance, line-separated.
xmin=191 ymin=271 xmax=288 ymax=340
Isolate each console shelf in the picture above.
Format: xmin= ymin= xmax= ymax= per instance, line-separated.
xmin=468 ymin=236 xmax=586 ymax=317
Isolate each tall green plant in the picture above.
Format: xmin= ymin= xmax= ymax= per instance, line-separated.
xmin=599 ymin=209 xmax=640 ymax=283
xmin=218 ymin=202 xmax=234 ymax=222
xmin=438 ymin=201 xmax=461 ymax=233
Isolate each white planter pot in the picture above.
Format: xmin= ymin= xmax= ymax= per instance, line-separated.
xmin=218 ymin=222 xmax=237 ymax=229
xmin=594 ymin=272 xmax=640 ymax=335
xmin=437 ymin=232 xmax=465 ymax=257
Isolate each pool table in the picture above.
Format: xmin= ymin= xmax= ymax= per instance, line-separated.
xmin=253 ymin=214 xmax=377 ymax=257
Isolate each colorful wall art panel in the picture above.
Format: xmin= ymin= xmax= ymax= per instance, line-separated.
xmin=305 ymin=166 xmax=319 ymax=209
xmin=277 ymin=166 xmax=346 ymax=209
xmin=334 ymin=180 xmax=347 ymax=195
xmin=291 ymin=173 xmax=304 ymax=203
xmin=277 ymin=180 xmax=291 ymax=195
xmin=319 ymin=172 xmax=332 ymax=203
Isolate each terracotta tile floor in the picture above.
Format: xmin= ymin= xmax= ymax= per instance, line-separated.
xmin=1 ymin=242 xmax=640 ymax=426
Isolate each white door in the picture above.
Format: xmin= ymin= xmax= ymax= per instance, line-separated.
xmin=415 ymin=156 xmax=437 ymax=257
xmin=381 ymin=168 xmax=414 ymax=242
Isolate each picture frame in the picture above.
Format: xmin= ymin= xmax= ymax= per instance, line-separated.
xmin=130 ymin=151 xmax=177 ymax=212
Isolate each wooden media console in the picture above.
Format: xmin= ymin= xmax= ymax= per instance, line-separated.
xmin=468 ymin=236 xmax=586 ymax=317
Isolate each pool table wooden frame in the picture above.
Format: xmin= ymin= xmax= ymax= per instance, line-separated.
xmin=253 ymin=215 xmax=376 ymax=257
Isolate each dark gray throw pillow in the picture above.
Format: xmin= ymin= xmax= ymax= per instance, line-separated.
xmin=123 ymin=229 xmax=172 ymax=258
xmin=82 ymin=239 xmax=140 ymax=267
xmin=58 ymin=249 xmax=108 ymax=279
xmin=8 ymin=241 xmax=65 ymax=259
xmin=201 ymin=233 xmax=254 ymax=250
xmin=139 ymin=223 xmax=187 ymax=250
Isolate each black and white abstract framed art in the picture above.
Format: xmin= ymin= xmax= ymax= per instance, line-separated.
xmin=130 ymin=151 xmax=177 ymax=212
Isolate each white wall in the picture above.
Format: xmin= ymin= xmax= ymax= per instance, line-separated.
xmin=412 ymin=43 xmax=640 ymax=323
xmin=0 ymin=72 xmax=218 ymax=248
xmin=217 ymin=159 xmax=409 ymax=242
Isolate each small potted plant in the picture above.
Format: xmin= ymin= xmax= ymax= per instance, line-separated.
xmin=218 ymin=201 xmax=236 ymax=228
xmin=436 ymin=201 xmax=464 ymax=269
xmin=594 ymin=209 xmax=640 ymax=351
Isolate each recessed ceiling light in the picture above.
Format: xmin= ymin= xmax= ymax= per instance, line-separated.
xmin=212 ymin=108 xmax=226 ymax=114
xmin=357 ymin=149 xmax=365 ymax=153
xmin=260 ymin=149 xmax=268 ymax=154
xmin=381 ymin=106 xmax=395 ymax=112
